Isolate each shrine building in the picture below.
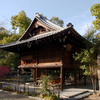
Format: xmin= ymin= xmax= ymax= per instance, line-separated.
xmin=0 ymin=13 xmax=86 ymax=91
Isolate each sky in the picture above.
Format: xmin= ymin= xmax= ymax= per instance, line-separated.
xmin=0 ymin=0 xmax=99 ymax=36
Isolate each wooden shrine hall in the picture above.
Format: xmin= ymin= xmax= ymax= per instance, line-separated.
xmin=0 ymin=13 xmax=86 ymax=91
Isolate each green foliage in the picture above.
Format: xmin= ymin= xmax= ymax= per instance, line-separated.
xmin=31 ymin=91 xmax=37 ymax=96
xmin=0 ymin=27 xmax=9 ymax=40
xmin=24 ymin=92 xmax=29 ymax=96
xmin=73 ymin=26 xmax=98 ymax=94
xmin=90 ymin=3 xmax=100 ymax=31
xmin=3 ymin=86 xmax=13 ymax=91
xmin=50 ymin=17 xmax=64 ymax=27
xmin=0 ymin=31 xmax=20 ymax=70
xmin=0 ymin=11 xmax=31 ymax=70
xmin=21 ymin=69 xmax=28 ymax=82
xmin=11 ymin=10 xmax=32 ymax=34
xmin=73 ymin=26 xmax=98 ymax=76
xmin=43 ymin=95 xmax=58 ymax=100
xmin=39 ymin=75 xmax=52 ymax=97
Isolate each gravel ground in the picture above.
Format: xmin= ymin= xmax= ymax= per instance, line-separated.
xmin=0 ymin=90 xmax=36 ymax=100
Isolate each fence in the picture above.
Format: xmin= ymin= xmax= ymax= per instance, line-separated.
xmin=0 ymin=82 xmax=60 ymax=99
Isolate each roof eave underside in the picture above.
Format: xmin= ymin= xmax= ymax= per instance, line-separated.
xmin=0 ymin=26 xmax=84 ymax=49
xmin=0 ymin=27 xmax=69 ymax=49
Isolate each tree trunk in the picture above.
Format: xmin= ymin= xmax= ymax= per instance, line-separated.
xmin=90 ymin=70 xmax=96 ymax=94
xmin=97 ymin=69 xmax=100 ymax=96
xmin=94 ymin=70 xmax=97 ymax=95
xmin=97 ymin=40 xmax=100 ymax=96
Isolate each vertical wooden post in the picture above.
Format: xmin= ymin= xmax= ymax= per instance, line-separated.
xmin=63 ymin=68 xmax=65 ymax=85
xmin=52 ymin=70 xmax=54 ymax=75
xmin=1 ymin=83 xmax=3 ymax=89
xmin=18 ymin=69 xmax=21 ymax=83
xmin=46 ymin=69 xmax=48 ymax=76
xmin=84 ymin=75 xmax=86 ymax=86
xmin=61 ymin=66 xmax=64 ymax=91
xmin=79 ymin=69 xmax=81 ymax=81
xmin=52 ymin=87 xmax=54 ymax=97
xmin=36 ymin=68 xmax=38 ymax=85
xmin=19 ymin=53 xmax=21 ymax=66
xmin=74 ymin=68 xmax=77 ymax=88
xmin=33 ymin=69 xmax=36 ymax=82
xmin=15 ymin=85 xmax=16 ymax=91
xmin=36 ymin=68 xmax=38 ymax=80
xmin=56 ymin=70 xmax=57 ymax=75
xmin=58 ymin=86 xmax=60 ymax=100
xmin=28 ymin=85 xmax=29 ymax=95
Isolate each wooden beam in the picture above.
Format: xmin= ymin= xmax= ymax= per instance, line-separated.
xmin=61 ymin=66 xmax=64 ymax=91
xmin=33 ymin=69 xmax=36 ymax=82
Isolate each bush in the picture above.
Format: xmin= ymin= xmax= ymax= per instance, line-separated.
xmin=39 ymin=75 xmax=52 ymax=97
xmin=0 ymin=65 xmax=11 ymax=79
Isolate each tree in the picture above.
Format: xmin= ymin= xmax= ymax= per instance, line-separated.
xmin=40 ymin=13 xmax=47 ymax=19
xmin=11 ymin=10 xmax=32 ymax=35
xmin=73 ymin=26 xmax=98 ymax=94
xmin=0 ymin=27 xmax=20 ymax=70
xmin=0 ymin=65 xmax=11 ymax=80
xmin=90 ymin=3 xmax=100 ymax=31
xmin=0 ymin=27 xmax=9 ymax=40
xmin=90 ymin=3 xmax=100 ymax=96
xmin=50 ymin=17 xmax=64 ymax=27
xmin=40 ymin=14 xmax=64 ymax=27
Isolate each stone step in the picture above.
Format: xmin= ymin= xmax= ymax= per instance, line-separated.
xmin=66 ymin=91 xmax=93 ymax=100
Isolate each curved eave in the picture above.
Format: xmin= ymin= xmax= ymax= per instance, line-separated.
xmin=0 ymin=26 xmax=70 ymax=49
xmin=0 ymin=26 xmax=85 ymax=52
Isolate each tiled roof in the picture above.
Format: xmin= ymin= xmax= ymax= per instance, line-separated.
xmin=0 ymin=26 xmax=70 ymax=48
xmin=0 ymin=13 xmax=84 ymax=50
xmin=18 ymin=13 xmax=63 ymax=41
xmin=35 ymin=13 xmax=63 ymax=30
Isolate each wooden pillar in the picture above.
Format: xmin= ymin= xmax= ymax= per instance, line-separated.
xmin=33 ymin=69 xmax=36 ymax=82
xmin=52 ymin=70 xmax=54 ymax=75
xmin=79 ymin=69 xmax=81 ymax=81
xmin=63 ymin=68 xmax=65 ymax=84
xmin=18 ymin=68 xmax=21 ymax=83
xmin=84 ymin=75 xmax=86 ymax=86
xmin=36 ymin=68 xmax=38 ymax=85
xmin=46 ymin=69 xmax=48 ymax=76
xmin=74 ymin=68 xmax=77 ymax=88
xmin=36 ymin=68 xmax=38 ymax=80
xmin=56 ymin=70 xmax=57 ymax=75
xmin=61 ymin=66 xmax=64 ymax=91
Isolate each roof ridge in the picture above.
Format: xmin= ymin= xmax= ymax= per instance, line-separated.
xmin=18 ymin=13 xmax=63 ymax=41
xmin=35 ymin=13 xmax=63 ymax=30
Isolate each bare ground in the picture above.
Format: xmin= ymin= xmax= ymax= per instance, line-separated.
xmin=81 ymin=93 xmax=100 ymax=100
xmin=0 ymin=90 xmax=36 ymax=100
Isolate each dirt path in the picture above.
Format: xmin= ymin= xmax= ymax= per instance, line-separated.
xmin=0 ymin=90 xmax=35 ymax=100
